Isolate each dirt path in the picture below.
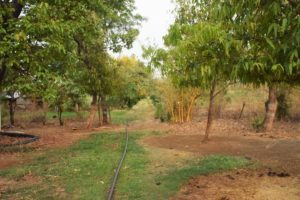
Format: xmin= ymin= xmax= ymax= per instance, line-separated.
xmin=143 ymin=135 xmax=300 ymax=175
xmin=171 ymin=169 xmax=300 ymax=200
xmin=143 ymin=134 xmax=300 ymax=200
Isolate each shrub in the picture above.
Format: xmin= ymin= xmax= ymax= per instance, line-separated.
xmin=276 ymin=93 xmax=289 ymax=120
xmin=155 ymin=103 xmax=170 ymax=122
xmin=252 ymin=117 xmax=264 ymax=132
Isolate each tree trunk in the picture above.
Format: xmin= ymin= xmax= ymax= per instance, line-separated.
xmin=42 ymin=101 xmax=48 ymax=125
xmin=57 ymin=104 xmax=64 ymax=126
xmin=9 ymin=98 xmax=15 ymax=127
xmin=0 ymin=65 xmax=7 ymax=84
xmin=108 ymin=107 xmax=112 ymax=124
xmin=75 ymin=103 xmax=79 ymax=113
xmin=263 ymin=85 xmax=278 ymax=132
xmin=0 ymin=2 xmax=23 ymax=83
xmin=101 ymin=96 xmax=109 ymax=124
xmin=87 ymin=94 xmax=97 ymax=129
xmin=203 ymin=80 xmax=217 ymax=142
xmin=213 ymin=89 xmax=225 ymax=119
xmin=0 ymin=96 xmax=2 ymax=131
xmin=97 ymin=96 xmax=103 ymax=127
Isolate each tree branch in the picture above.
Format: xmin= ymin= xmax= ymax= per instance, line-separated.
xmin=212 ymin=82 xmax=234 ymax=99
xmin=12 ymin=0 xmax=23 ymax=19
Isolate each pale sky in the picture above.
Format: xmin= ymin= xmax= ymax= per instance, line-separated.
xmin=120 ymin=0 xmax=175 ymax=59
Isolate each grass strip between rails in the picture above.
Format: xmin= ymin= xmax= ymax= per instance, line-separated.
xmin=0 ymin=131 xmax=252 ymax=200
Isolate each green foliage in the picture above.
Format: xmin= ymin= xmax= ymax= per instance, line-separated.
xmin=276 ymin=93 xmax=290 ymax=120
xmin=144 ymin=0 xmax=300 ymax=133
xmin=1 ymin=0 xmax=142 ymax=119
xmin=111 ymin=99 xmax=155 ymax=124
xmin=129 ymin=98 xmax=155 ymax=119
xmin=252 ymin=117 xmax=264 ymax=132
xmin=110 ymin=110 xmax=133 ymax=125
xmin=110 ymin=56 xmax=153 ymax=108
xmin=167 ymin=23 xmax=241 ymax=88
xmin=145 ymin=2 xmax=242 ymax=92
xmin=46 ymin=111 xmax=89 ymax=121
xmin=154 ymin=103 xmax=170 ymax=122
xmin=158 ymin=155 xmax=252 ymax=196
xmin=213 ymin=0 xmax=300 ymax=85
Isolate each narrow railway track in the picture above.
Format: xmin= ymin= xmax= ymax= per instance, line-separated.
xmin=107 ymin=123 xmax=129 ymax=200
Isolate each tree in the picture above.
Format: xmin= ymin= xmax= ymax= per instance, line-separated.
xmin=0 ymin=0 xmax=23 ymax=84
xmin=1 ymin=0 xmax=142 ymax=89
xmin=112 ymin=56 xmax=152 ymax=108
xmin=143 ymin=0 xmax=242 ymax=141
xmin=81 ymin=54 xmax=116 ymax=127
xmin=166 ymin=23 xmax=241 ymax=141
xmin=1 ymin=1 xmax=142 ymax=128
xmin=213 ymin=0 xmax=300 ymax=131
xmin=70 ymin=0 xmax=142 ymax=127
xmin=164 ymin=0 xmax=300 ymax=135
xmin=1 ymin=64 xmax=31 ymax=126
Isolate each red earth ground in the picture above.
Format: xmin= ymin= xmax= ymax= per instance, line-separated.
xmin=1 ymin=117 xmax=300 ymax=200
xmin=140 ymin=118 xmax=300 ymax=200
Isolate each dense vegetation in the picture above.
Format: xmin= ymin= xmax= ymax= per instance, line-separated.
xmin=0 ymin=0 xmax=152 ymax=127
xmin=145 ymin=0 xmax=300 ymax=141
xmin=0 ymin=1 xmax=299 ymax=199
xmin=1 ymin=0 xmax=299 ymax=138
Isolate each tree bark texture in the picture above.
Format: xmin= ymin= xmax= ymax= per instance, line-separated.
xmin=263 ymin=85 xmax=278 ymax=132
xmin=87 ymin=94 xmax=97 ymax=129
xmin=58 ymin=104 xmax=64 ymax=126
xmin=9 ymin=98 xmax=15 ymax=126
xmin=203 ymin=80 xmax=217 ymax=142
xmin=101 ymin=96 xmax=109 ymax=125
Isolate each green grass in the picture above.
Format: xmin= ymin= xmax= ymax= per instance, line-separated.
xmin=111 ymin=99 xmax=155 ymax=125
xmin=117 ymin=154 xmax=252 ymax=200
xmin=0 ymin=132 xmax=252 ymax=200
xmin=1 ymin=111 xmax=89 ymax=125
xmin=0 ymin=132 xmax=125 ymax=200
xmin=47 ymin=111 xmax=89 ymax=120
xmin=111 ymin=110 xmax=137 ymax=125
xmin=154 ymin=156 xmax=252 ymax=198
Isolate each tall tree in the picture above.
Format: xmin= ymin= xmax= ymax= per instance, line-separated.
xmin=1 ymin=1 xmax=142 ymax=127
xmin=213 ymin=0 xmax=300 ymax=131
xmin=112 ymin=56 xmax=152 ymax=108
xmin=144 ymin=0 xmax=241 ymax=141
xmin=165 ymin=23 xmax=241 ymax=141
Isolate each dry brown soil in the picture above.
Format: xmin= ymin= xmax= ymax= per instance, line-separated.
xmin=171 ymin=169 xmax=300 ymax=200
xmin=143 ymin=134 xmax=300 ymax=175
xmin=142 ymin=119 xmax=300 ymax=200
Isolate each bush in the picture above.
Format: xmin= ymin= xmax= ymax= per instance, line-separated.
xmin=252 ymin=117 xmax=264 ymax=132
xmin=155 ymin=103 xmax=170 ymax=122
xmin=276 ymin=93 xmax=289 ymax=120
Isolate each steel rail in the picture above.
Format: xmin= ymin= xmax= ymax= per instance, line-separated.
xmin=107 ymin=123 xmax=129 ymax=200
